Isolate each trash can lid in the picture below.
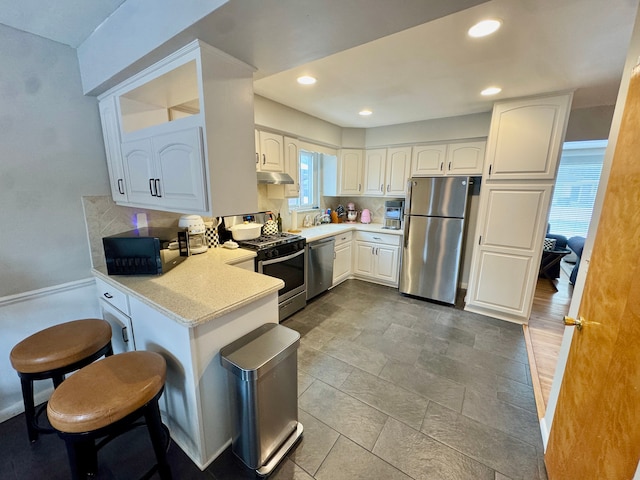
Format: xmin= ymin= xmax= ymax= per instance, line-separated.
xmin=220 ymin=323 xmax=300 ymax=381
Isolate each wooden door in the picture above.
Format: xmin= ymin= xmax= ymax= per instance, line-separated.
xmin=545 ymin=67 xmax=640 ymax=479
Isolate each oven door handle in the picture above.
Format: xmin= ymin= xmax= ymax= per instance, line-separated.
xmin=260 ymin=248 xmax=305 ymax=266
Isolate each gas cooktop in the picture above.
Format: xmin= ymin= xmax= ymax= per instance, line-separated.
xmin=237 ymin=232 xmax=303 ymax=250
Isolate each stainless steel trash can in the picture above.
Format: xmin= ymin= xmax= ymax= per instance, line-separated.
xmin=220 ymin=323 xmax=303 ymax=476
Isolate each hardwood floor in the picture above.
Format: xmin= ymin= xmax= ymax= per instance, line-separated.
xmin=525 ymin=265 xmax=573 ymax=418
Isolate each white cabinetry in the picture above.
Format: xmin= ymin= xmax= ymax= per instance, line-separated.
xmin=446 ymin=141 xmax=486 ymax=175
xmin=340 ymin=149 xmax=364 ymax=195
xmin=283 ymin=136 xmax=300 ymax=197
xmin=98 ymin=96 xmax=127 ymax=202
xmin=465 ymin=92 xmax=572 ymax=324
xmin=97 ymin=39 xmax=257 ymax=217
xmin=385 ymin=147 xmax=412 ymax=195
xmin=363 ymin=149 xmax=386 ymax=196
xmin=484 ymin=94 xmax=572 ymax=180
xmin=256 ymin=130 xmax=285 ymax=172
xmin=411 ymin=141 xmax=485 ymax=177
xmin=96 ymin=278 xmax=135 ymax=354
xmin=332 ymin=231 xmax=353 ymax=286
xmin=121 ymin=127 xmax=206 ymax=211
xmin=353 ymin=231 xmax=400 ymax=286
xmin=411 ymin=144 xmax=447 ymax=176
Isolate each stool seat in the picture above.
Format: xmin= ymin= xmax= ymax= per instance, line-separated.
xmin=47 ymin=351 xmax=166 ymax=434
xmin=10 ymin=319 xmax=112 ymax=374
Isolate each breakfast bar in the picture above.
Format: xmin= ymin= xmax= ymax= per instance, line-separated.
xmin=92 ymin=249 xmax=283 ymax=470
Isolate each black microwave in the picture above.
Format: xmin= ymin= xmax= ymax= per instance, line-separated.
xmin=102 ymin=228 xmax=189 ymax=275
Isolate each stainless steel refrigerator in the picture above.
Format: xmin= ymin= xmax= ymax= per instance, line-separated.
xmin=400 ymin=176 xmax=470 ymax=304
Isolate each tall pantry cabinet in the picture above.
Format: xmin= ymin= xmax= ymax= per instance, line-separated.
xmin=97 ymin=40 xmax=258 ymax=217
xmin=465 ymin=92 xmax=573 ymax=323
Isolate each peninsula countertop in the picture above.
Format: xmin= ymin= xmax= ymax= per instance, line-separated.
xmin=295 ymin=222 xmax=403 ymax=243
xmin=93 ymin=247 xmax=283 ymax=328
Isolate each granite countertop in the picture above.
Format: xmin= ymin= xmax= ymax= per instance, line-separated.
xmin=93 ymin=247 xmax=283 ymax=328
xmin=296 ymin=222 xmax=403 ymax=242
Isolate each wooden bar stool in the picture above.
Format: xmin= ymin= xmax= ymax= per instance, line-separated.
xmin=9 ymin=318 xmax=113 ymax=443
xmin=47 ymin=351 xmax=172 ymax=480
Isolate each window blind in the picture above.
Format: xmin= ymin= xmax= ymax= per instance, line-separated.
xmin=548 ymin=141 xmax=606 ymax=239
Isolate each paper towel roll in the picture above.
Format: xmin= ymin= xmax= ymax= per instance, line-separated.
xmin=291 ymin=210 xmax=298 ymax=230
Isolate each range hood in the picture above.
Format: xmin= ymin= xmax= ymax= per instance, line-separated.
xmin=256 ymin=171 xmax=294 ymax=184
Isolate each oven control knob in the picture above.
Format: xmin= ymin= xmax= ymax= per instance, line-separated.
xmin=273 ymin=249 xmax=279 ymax=257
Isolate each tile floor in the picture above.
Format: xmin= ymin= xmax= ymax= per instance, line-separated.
xmin=1 ymin=279 xmax=546 ymax=479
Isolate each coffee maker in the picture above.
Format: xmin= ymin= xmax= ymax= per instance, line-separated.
xmin=383 ymin=200 xmax=404 ymax=230
xmin=178 ymin=215 xmax=208 ymax=254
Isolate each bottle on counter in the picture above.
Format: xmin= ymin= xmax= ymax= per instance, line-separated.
xmin=277 ymin=212 xmax=283 ymax=232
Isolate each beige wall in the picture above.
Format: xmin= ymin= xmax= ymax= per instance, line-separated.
xmin=565 ymin=105 xmax=615 ymax=142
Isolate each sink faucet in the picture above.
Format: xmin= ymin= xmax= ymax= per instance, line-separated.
xmin=314 ymin=213 xmax=323 ymax=226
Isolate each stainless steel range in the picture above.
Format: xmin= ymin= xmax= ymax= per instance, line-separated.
xmin=237 ymin=232 xmax=307 ymax=321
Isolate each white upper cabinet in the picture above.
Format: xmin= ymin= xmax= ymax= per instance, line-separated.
xmin=256 ymin=131 xmax=285 ymax=172
xmin=445 ymin=141 xmax=485 ymax=176
xmin=411 ymin=141 xmax=485 ymax=177
xmin=385 ymin=147 xmax=411 ymax=195
xmin=98 ymin=96 xmax=127 ymax=202
xmin=411 ymin=144 xmax=447 ymax=176
xmin=121 ymin=127 xmax=206 ymax=211
xmin=363 ymin=149 xmax=386 ymax=196
xmin=339 ymin=149 xmax=364 ymax=195
xmin=97 ymin=39 xmax=258 ymax=216
xmin=283 ymin=136 xmax=300 ymax=198
xmin=484 ymin=93 xmax=572 ymax=180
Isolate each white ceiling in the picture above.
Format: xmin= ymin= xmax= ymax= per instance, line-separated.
xmin=0 ymin=0 xmax=637 ymax=128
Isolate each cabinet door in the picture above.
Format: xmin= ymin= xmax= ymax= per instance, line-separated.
xmin=153 ymin=127 xmax=207 ymax=212
xmin=363 ymin=149 xmax=386 ymax=196
xmin=98 ymin=96 xmax=128 ymax=202
xmin=465 ymin=183 xmax=553 ymax=322
xmin=340 ymin=149 xmax=364 ymax=195
xmin=375 ymin=245 xmax=399 ymax=284
xmin=386 ymin=147 xmax=411 ymax=196
xmin=100 ymin=300 xmax=135 ymax=354
xmin=258 ymin=131 xmax=284 ymax=172
xmin=283 ymin=136 xmax=300 ymax=198
xmin=485 ymin=93 xmax=572 ymax=180
xmin=411 ymin=144 xmax=447 ymax=176
xmin=446 ymin=141 xmax=486 ymax=175
xmin=333 ymin=241 xmax=352 ymax=286
xmin=353 ymin=242 xmax=375 ymax=277
xmin=121 ymin=138 xmax=156 ymax=206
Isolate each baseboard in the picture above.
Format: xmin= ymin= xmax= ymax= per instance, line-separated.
xmin=0 ymin=387 xmax=54 ymax=424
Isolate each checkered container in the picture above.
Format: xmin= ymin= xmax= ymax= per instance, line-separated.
xmin=205 ymin=222 xmax=219 ymax=248
xmin=543 ymin=237 xmax=557 ymax=251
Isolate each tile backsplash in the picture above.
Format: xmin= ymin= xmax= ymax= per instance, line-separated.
xmin=82 ymin=196 xmax=181 ymax=269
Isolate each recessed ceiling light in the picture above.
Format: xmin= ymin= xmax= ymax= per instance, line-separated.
xmin=468 ymin=19 xmax=502 ymax=38
xmin=297 ymin=75 xmax=317 ymax=85
xmin=481 ymin=86 xmax=502 ymax=96
xmin=359 ymin=109 xmax=373 ymax=116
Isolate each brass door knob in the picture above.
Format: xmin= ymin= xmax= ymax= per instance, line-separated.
xmin=564 ymin=316 xmax=584 ymax=331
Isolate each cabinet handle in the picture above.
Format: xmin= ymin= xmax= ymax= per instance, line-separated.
xmin=117 ymin=178 xmax=125 ymax=195
xmin=440 ymin=162 xmax=443 ymax=171
xmin=373 ymin=236 xmax=382 ymax=240
xmin=478 ymin=235 xmax=482 ymax=245
xmin=448 ymin=162 xmax=452 ymax=171
xmin=489 ymin=165 xmax=492 ymax=175
xmin=256 ymin=152 xmax=259 ymax=164
xmin=155 ymin=179 xmax=162 ymax=197
xmin=358 ymin=183 xmax=361 ymax=191
xmin=380 ymin=184 xmax=384 ymax=192
xmin=262 ymin=153 xmax=266 ymax=165
xmin=387 ymin=184 xmax=390 ymax=192
xmin=121 ymin=326 xmax=129 ymax=343
xmin=103 ymin=292 xmax=113 ymax=299
xmin=149 ymin=178 xmax=155 ymax=196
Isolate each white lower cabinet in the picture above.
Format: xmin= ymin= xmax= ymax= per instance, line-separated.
xmin=332 ymin=231 xmax=353 ymax=286
xmin=96 ymin=277 xmax=135 ymax=354
xmin=352 ymin=232 xmax=400 ymax=286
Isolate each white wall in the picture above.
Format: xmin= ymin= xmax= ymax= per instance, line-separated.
xmin=565 ymin=105 xmax=615 ymax=142
xmin=0 ymin=24 xmax=109 ymax=297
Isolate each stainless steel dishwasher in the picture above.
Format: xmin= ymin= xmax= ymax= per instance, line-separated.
xmin=306 ymin=236 xmax=335 ymax=300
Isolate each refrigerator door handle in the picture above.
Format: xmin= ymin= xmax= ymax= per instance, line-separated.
xmin=406 ymin=179 xmax=414 ymax=214
xmin=403 ymin=215 xmax=410 ymax=248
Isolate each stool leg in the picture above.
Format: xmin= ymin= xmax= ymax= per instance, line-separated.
xmin=52 ymin=374 xmax=65 ymax=388
xmin=144 ymin=400 xmax=172 ymax=480
xmin=64 ymin=437 xmax=97 ymax=480
xmin=19 ymin=376 xmax=38 ymax=443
